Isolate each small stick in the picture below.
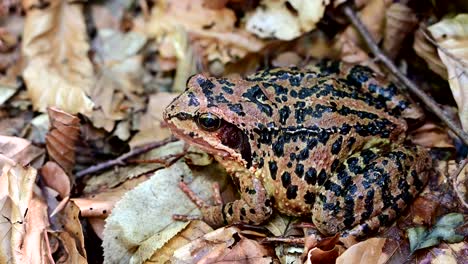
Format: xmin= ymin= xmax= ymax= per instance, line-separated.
xmin=262 ymin=236 xmax=305 ymax=245
xmin=341 ymin=4 xmax=468 ymax=146
xmin=75 ymin=137 xmax=178 ymax=178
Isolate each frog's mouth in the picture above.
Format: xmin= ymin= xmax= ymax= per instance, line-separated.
xmin=166 ymin=120 xmax=253 ymax=168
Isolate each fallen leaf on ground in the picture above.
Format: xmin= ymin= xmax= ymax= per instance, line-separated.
xmin=22 ymin=0 xmax=94 ymax=115
xmin=335 ymin=237 xmax=398 ymax=264
xmin=45 ymin=107 xmax=80 ymax=174
xmin=40 ymin=161 xmax=71 ymax=199
xmin=172 ymin=226 xmax=273 ymax=263
xmin=245 ymin=0 xmax=330 ymax=41
xmin=0 ymin=135 xmax=44 ymax=169
xmin=383 ymin=3 xmax=418 ymax=59
xmin=409 ymin=121 xmax=455 ymax=149
xmin=428 ymin=14 xmax=468 ymax=130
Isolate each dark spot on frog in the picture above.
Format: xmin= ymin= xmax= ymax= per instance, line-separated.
xmin=346 ymin=137 xmax=356 ymax=149
xmin=304 ymin=191 xmax=315 ymax=205
xmin=221 ymin=85 xmax=234 ymax=94
xmin=346 ymin=65 xmax=371 ymax=88
xmin=269 ymin=161 xmax=278 ymax=180
xmin=317 ymin=169 xmax=327 ymax=185
xmin=324 ymin=181 xmax=344 ymax=197
xmin=361 ymin=189 xmax=374 ymax=221
xmin=290 ymin=90 xmax=298 ymax=98
xmin=305 ymin=168 xmax=317 ymax=185
xmin=286 ymin=185 xmax=298 ymax=199
xmin=343 ymin=196 xmax=356 ymax=228
xmin=287 ymin=162 xmax=293 ymax=168
xmin=197 ymin=77 xmax=216 ymax=106
xmin=331 ymin=136 xmax=343 ymax=155
xmin=281 ymin=172 xmax=291 ymax=188
xmin=298 ymin=148 xmax=310 ymax=160
xmin=331 ymin=159 xmax=339 ymax=172
xmin=215 ymin=93 xmax=229 ymax=103
xmin=249 ymin=209 xmax=256 ymax=214
xmin=242 ymin=85 xmax=273 ymax=116
xmin=295 ymin=163 xmax=304 ymax=177
xmin=347 ymin=157 xmax=362 ymax=174
xmin=240 ymin=208 xmax=246 ymax=216
xmin=279 ymin=106 xmax=291 ymax=125
xmin=228 ymin=103 xmax=245 ymax=116
xmin=188 ymin=132 xmax=196 ymax=137
xmin=227 ymin=204 xmax=234 ymax=216
xmin=288 ymin=75 xmax=302 ymax=87
xmin=360 ymin=149 xmax=377 ymax=164
xmin=187 ymin=92 xmax=200 ymax=106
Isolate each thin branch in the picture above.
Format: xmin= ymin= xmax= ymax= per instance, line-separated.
xmin=341 ymin=4 xmax=468 ymax=146
xmin=75 ymin=137 xmax=179 ymax=178
xmin=449 ymin=159 xmax=468 ymax=209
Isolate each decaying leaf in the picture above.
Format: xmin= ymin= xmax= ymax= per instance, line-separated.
xmin=413 ymin=27 xmax=448 ymax=79
xmin=146 ymin=0 xmax=265 ymax=66
xmin=102 ymin=161 xmax=229 ymax=264
xmin=245 ymin=0 xmax=330 ymax=41
xmin=407 ymin=213 xmax=464 ymax=253
xmin=0 ymin=164 xmax=37 ymax=263
xmin=172 ymin=226 xmax=273 ymax=263
xmin=409 ymin=121 xmax=455 ymax=149
xmin=22 ymin=0 xmax=95 ymax=115
xmin=45 ymin=107 xmax=80 ymax=174
xmin=40 ymin=161 xmax=71 ymax=199
xmin=383 ymin=3 xmax=418 ymax=59
xmin=428 ymin=14 xmax=468 ymax=130
xmin=90 ymin=29 xmax=147 ymax=132
xmin=335 ymin=238 xmax=399 ymax=264
xmin=0 ymin=135 xmax=44 ymax=169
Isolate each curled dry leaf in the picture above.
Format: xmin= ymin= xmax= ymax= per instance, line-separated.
xmin=335 ymin=238 xmax=398 ymax=264
xmin=383 ymin=3 xmax=418 ymax=59
xmin=428 ymin=14 xmax=468 ymax=130
xmin=245 ymin=0 xmax=330 ymax=41
xmin=0 ymin=135 xmax=45 ymax=169
xmin=172 ymin=226 xmax=273 ymax=263
xmin=45 ymin=107 xmax=80 ymax=174
xmin=22 ymin=0 xmax=94 ymax=115
xmin=146 ymin=0 xmax=265 ymax=66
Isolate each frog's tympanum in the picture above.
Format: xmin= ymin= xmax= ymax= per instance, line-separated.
xmin=164 ymin=61 xmax=432 ymax=237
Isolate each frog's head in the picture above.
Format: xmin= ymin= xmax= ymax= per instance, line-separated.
xmin=164 ymin=74 xmax=262 ymax=167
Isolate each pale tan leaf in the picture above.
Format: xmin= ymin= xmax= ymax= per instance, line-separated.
xmin=428 ymin=14 xmax=468 ymax=130
xmin=0 ymin=135 xmax=44 ymax=169
xmin=413 ymin=27 xmax=448 ymax=79
xmin=147 ymin=221 xmax=213 ymax=263
xmin=21 ymin=193 xmax=49 ymax=264
xmin=0 ymin=164 xmax=37 ymax=264
xmin=102 ymin=161 xmax=229 ymax=264
xmin=22 ymin=0 xmax=94 ymax=115
xmin=45 ymin=107 xmax=80 ymax=174
xmin=383 ymin=3 xmax=418 ymax=59
xmin=146 ymin=0 xmax=265 ymax=65
xmin=336 ymin=238 xmax=398 ymax=264
xmin=245 ymin=0 xmax=330 ymax=41
xmin=409 ymin=122 xmax=455 ymax=149
xmin=172 ymin=226 xmax=272 ymax=263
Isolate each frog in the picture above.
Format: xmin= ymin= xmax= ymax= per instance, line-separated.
xmin=163 ymin=60 xmax=432 ymax=237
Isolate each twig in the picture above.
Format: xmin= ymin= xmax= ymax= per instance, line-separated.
xmin=75 ymin=137 xmax=178 ymax=178
xmin=421 ymin=30 xmax=468 ymax=70
xmin=341 ymin=4 xmax=468 ymax=146
xmin=261 ymin=236 xmax=305 ymax=245
xmin=449 ymin=159 xmax=468 ymax=209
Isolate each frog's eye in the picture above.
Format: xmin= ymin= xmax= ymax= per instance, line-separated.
xmin=197 ymin=112 xmax=222 ymax=131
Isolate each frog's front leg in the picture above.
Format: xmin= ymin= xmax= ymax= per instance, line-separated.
xmin=179 ymin=171 xmax=273 ymax=227
xmin=312 ymin=144 xmax=431 ymax=237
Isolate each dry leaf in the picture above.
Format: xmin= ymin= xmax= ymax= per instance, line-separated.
xmin=46 ymin=107 xmax=80 ymax=174
xmin=428 ymin=14 xmax=468 ymax=130
xmin=102 ymin=161 xmax=229 ymax=264
xmin=409 ymin=121 xmax=455 ymax=149
xmin=146 ymin=0 xmax=265 ymax=65
xmin=245 ymin=0 xmax=330 ymax=41
xmin=413 ymin=27 xmax=448 ymax=79
xmin=172 ymin=226 xmax=273 ymax=263
xmin=0 ymin=135 xmax=44 ymax=169
xmin=148 ymin=220 xmax=213 ymax=263
xmin=21 ymin=192 xmax=49 ymax=264
xmin=90 ymin=29 xmax=147 ymax=132
xmin=336 ymin=238 xmax=398 ymax=264
xmin=0 ymin=164 xmax=37 ymax=263
xmin=383 ymin=3 xmax=418 ymax=59
xmin=40 ymin=161 xmax=71 ymax=199
xmin=22 ymin=0 xmax=94 ymax=115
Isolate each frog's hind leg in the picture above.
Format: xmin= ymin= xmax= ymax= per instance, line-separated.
xmin=312 ymin=144 xmax=431 ymax=237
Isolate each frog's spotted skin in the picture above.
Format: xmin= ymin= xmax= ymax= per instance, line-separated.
xmin=164 ymin=60 xmax=432 ymax=237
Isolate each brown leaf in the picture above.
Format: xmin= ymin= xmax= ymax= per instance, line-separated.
xmin=336 ymin=238 xmax=399 ymax=264
xmin=40 ymin=161 xmax=71 ymax=199
xmin=0 ymin=135 xmax=44 ymax=169
xmin=45 ymin=107 xmax=80 ymax=174
xmin=22 ymin=0 xmax=94 ymax=115
xmin=409 ymin=121 xmax=455 ymax=149
xmin=172 ymin=226 xmax=273 ymax=263
xmin=383 ymin=3 xmax=418 ymax=59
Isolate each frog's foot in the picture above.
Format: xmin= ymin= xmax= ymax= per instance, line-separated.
xmin=173 ymin=181 xmax=223 ymax=223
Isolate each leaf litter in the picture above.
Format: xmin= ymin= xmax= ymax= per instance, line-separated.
xmin=0 ymin=0 xmax=467 ymax=263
